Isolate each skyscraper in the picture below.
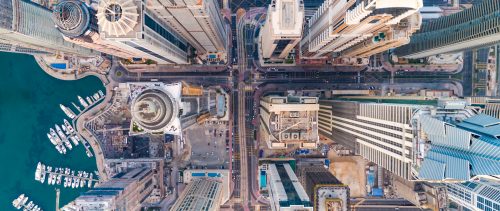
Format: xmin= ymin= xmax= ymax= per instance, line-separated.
xmin=319 ymin=97 xmax=500 ymax=181
xmin=395 ymin=0 xmax=500 ymax=59
xmin=127 ymin=82 xmax=218 ymax=135
xmin=259 ymin=95 xmax=319 ymax=150
xmin=0 ymin=0 xmax=96 ymax=56
xmin=260 ymin=0 xmax=304 ymax=60
xmin=300 ymin=0 xmax=422 ymax=59
xmin=262 ymin=162 xmax=314 ymax=211
xmin=297 ymin=164 xmax=350 ymax=211
xmin=52 ymin=0 xmax=139 ymax=59
xmin=170 ymin=178 xmax=224 ymax=211
xmin=74 ymin=167 xmax=155 ymax=210
xmin=146 ymin=0 xmax=227 ymax=55
xmin=95 ymin=0 xmax=190 ymax=64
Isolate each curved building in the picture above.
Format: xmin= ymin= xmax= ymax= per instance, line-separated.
xmin=131 ymin=88 xmax=179 ymax=133
xmin=52 ymin=0 xmax=189 ymax=64
xmin=52 ymin=0 xmax=94 ymax=38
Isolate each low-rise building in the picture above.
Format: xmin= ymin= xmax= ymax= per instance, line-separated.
xmin=259 ymin=95 xmax=319 ymax=150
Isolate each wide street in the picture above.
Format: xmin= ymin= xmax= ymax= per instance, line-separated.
xmin=103 ymin=7 xmax=467 ymax=211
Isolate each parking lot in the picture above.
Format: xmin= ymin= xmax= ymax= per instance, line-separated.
xmin=185 ymin=122 xmax=230 ymax=169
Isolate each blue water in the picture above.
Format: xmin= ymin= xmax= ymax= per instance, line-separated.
xmin=0 ymin=52 xmax=104 ymax=210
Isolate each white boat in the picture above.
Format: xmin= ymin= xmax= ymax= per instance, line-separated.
xmin=60 ymin=104 xmax=76 ymax=119
xmin=56 ymin=175 xmax=62 ymax=185
xmin=61 ymin=125 xmax=70 ymax=135
xmin=78 ymin=96 xmax=89 ymax=108
xmin=93 ymin=93 xmax=100 ymax=100
xmin=69 ymin=136 xmax=79 ymax=146
xmin=64 ymin=119 xmax=75 ymax=134
xmin=46 ymin=133 xmax=57 ymax=145
xmin=25 ymin=201 xmax=34 ymax=210
xmin=35 ymin=162 xmax=42 ymax=181
xmin=49 ymin=129 xmax=61 ymax=145
xmin=12 ymin=194 xmax=26 ymax=209
xmin=85 ymin=97 xmax=92 ymax=105
xmin=56 ymin=125 xmax=72 ymax=150
xmin=98 ymin=90 xmax=104 ymax=97
xmin=55 ymin=145 xmax=64 ymax=154
xmin=39 ymin=164 xmax=46 ymax=184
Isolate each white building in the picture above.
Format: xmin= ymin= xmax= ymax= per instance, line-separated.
xmin=262 ymin=162 xmax=313 ymax=211
xmin=96 ymin=0 xmax=189 ymax=64
xmin=300 ymin=0 xmax=422 ymax=59
xmin=260 ymin=0 xmax=304 ymax=59
xmin=146 ymin=0 xmax=227 ymax=55
xmin=182 ymin=169 xmax=230 ymax=204
xmin=446 ymin=177 xmax=500 ymax=211
xmin=170 ymin=178 xmax=224 ymax=211
xmin=74 ymin=168 xmax=155 ymax=211
xmin=259 ymin=96 xmax=319 ymax=150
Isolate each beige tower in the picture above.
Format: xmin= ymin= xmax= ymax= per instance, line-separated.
xmin=260 ymin=0 xmax=304 ymax=59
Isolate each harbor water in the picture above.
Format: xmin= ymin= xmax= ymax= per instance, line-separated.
xmin=0 ymin=52 xmax=103 ymax=210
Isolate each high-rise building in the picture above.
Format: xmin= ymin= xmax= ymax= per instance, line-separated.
xmin=146 ymin=0 xmax=227 ymax=55
xmin=52 ymin=0 xmax=139 ymax=59
xmin=350 ymin=198 xmax=421 ymax=211
xmin=126 ymin=82 xmax=217 ymax=135
xmin=74 ymin=167 xmax=155 ymax=210
xmin=0 ymin=0 xmax=96 ymax=56
xmin=260 ymin=0 xmax=304 ymax=59
xmin=259 ymin=95 xmax=319 ymax=150
xmin=63 ymin=0 xmax=190 ymax=64
xmin=395 ymin=0 xmax=500 ymax=59
xmin=296 ymin=164 xmax=350 ymax=211
xmin=446 ymin=176 xmax=500 ymax=211
xmin=319 ymin=97 xmax=500 ymax=181
xmin=418 ymin=113 xmax=500 ymax=181
xmin=170 ymin=178 xmax=224 ymax=211
xmin=261 ymin=162 xmax=313 ymax=211
xmin=300 ymin=0 xmax=422 ymax=59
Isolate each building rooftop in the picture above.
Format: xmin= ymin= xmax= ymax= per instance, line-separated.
xmin=269 ymin=163 xmax=311 ymax=208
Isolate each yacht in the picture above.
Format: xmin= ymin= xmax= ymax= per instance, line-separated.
xmin=12 ymin=194 xmax=26 ymax=209
xmin=56 ymin=125 xmax=72 ymax=150
xmin=61 ymin=125 xmax=69 ymax=135
xmin=39 ymin=164 xmax=46 ymax=183
xmin=60 ymin=104 xmax=76 ymax=119
xmin=69 ymin=136 xmax=79 ymax=146
xmin=64 ymin=119 xmax=75 ymax=134
xmin=35 ymin=162 xmax=42 ymax=181
xmin=78 ymin=96 xmax=89 ymax=108
xmin=93 ymin=93 xmax=100 ymax=100
xmin=85 ymin=97 xmax=92 ymax=105
xmin=98 ymin=90 xmax=104 ymax=97
xmin=46 ymin=133 xmax=57 ymax=145
xmin=49 ymin=129 xmax=61 ymax=145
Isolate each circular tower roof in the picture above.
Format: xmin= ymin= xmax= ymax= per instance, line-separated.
xmin=52 ymin=0 xmax=91 ymax=37
xmin=131 ymin=88 xmax=178 ymax=132
xmin=96 ymin=0 xmax=139 ymax=36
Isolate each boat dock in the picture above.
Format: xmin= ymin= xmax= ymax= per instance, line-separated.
xmin=55 ymin=90 xmax=105 ymax=157
xmin=34 ymin=162 xmax=99 ymax=189
xmin=12 ymin=194 xmax=42 ymax=211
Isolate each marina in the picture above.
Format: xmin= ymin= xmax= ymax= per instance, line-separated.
xmin=50 ymin=91 xmax=105 ymax=157
xmin=12 ymin=194 xmax=42 ymax=211
xmin=34 ymin=162 xmax=98 ymax=189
